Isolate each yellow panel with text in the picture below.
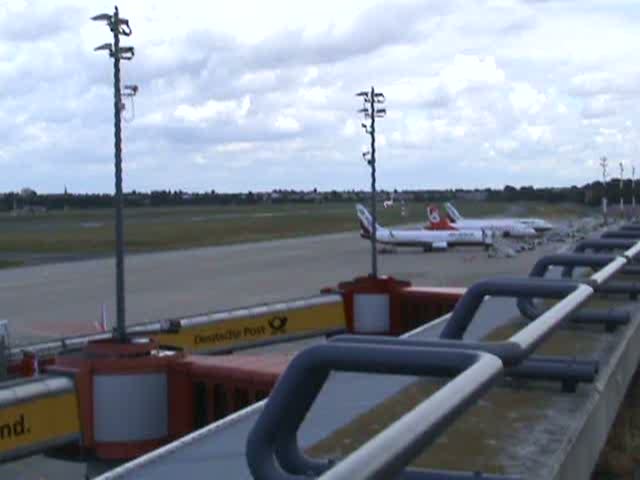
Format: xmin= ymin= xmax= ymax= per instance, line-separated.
xmin=153 ymin=300 xmax=346 ymax=352
xmin=0 ymin=393 xmax=80 ymax=455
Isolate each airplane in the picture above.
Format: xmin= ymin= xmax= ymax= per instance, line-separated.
xmin=444 ymin=202 xmax=553 ymax=234
xmin=356 ymin=203 xmax=493 ymax=252
xmin=430 ymin=204 xmax=541 ymax=238
xmin=429 ymin=204 xmax=539 ymax=238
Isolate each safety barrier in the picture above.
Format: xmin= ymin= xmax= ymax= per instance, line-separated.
xmin=0 ymin=375 xmax=80 ymax=462
xmin=6 ymin=294 xmax=347 ymax=374
xmin=246 ymin=231 xmax=640 ymax=480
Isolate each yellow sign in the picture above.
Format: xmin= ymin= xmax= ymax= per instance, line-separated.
xmin=0 ymin=392 xmax=80 ymax=456
xmin=154 ymin=300 xmax=346 ymax=352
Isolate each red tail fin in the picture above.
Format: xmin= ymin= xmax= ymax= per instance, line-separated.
xmin=425 ymin=205 xmax=457 ymax=230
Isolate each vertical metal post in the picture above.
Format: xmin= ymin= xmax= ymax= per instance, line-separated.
xmin=369 ymin=86 xmax=377 ymax=278
xmin=93 ymin=6 xmax=134 ymax=343
xmin=620 ymin=162 xmax=625 ymax=219
xmin=356 ymin=87 xmax=386 ymax=278
xmin=633 ymin=165 xmax=636 ymax=214
xmin=112 ymin=6 xmax=126 ymax=342
xmin=601 ymin=156 xmax=608 ymax=225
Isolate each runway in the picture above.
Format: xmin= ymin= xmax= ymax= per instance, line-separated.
xmin=0 ymin=230 xmax=564 ymax=345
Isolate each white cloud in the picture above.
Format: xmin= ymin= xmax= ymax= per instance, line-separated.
xmin=215 ymin=142 xmax=256 ymax=152
xmin=514 ymin=123 xmax=552 ymax=144
xmin=582 ymin=95 xmax=617 ymax=119
xmin=174 ymin=95 xmax=251 ymax=123
xmin=509 ymin=82 xmax=546 ymax=115
xmin=274 ymin=115 xmax=301 ymax=133
xmin=440 ymin=54 xmax=505 ymax=95
xmin=495 ymin=138 xmax=519 ymax=154
xmin=2 ymin=0 xmax=640 ymax=192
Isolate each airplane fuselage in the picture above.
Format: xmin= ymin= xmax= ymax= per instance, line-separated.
xmin=366 ymin=227 xmax=489 ymax=249
xmin=446 ymin=219 xmax=538 ymax=238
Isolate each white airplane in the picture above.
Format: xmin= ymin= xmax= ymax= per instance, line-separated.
xmin=356 ymin=203 xmax=492 ymax=251
xmin=444 ymin=202 xmax=553 ymax=234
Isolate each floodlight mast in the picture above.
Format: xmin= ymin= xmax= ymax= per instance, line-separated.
xmin=632 ymin=165 xmax=636 ymax=213
xmin=356 ymin=87 xmax=386 ymax=278
xmin=92 ymin=6 xmax=135 ymax=343
xmin=600 ymin=156 xmax=608 ymax=225
xmin=620 ymin=162 xmax=624 ymax=218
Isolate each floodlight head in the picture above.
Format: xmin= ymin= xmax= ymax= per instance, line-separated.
xmin=356 ymin=91 xmax=369 ymax=98
xmin=118 ymin=46 xmax=135 ymax=59
xmin=117 ymin=17 xmax=132 ymax=36
xmin=91 ymin=13 xmax=112 ymax=22
xmin=373 ymin=93 xmax=385 ymax=103
xmin=124 ymin=84 xmax=139 ymax=95
xmin=94 ymin=43 xmax=113 ymax=53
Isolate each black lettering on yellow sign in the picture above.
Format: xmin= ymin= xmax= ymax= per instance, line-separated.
xmin=193 ymin=316 xmax=290 ymax=346
xmin=0 ymin=415 xmax=31 ymax=441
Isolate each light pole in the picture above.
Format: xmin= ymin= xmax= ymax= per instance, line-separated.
xmin=600 ymin=156 xmax=608 ymax=224
xmin=619 ymin=162 xmax=625 ymax=219
xmin=632 ymin=165 xmax=636 ymax=215
xmin=92 ymin=6 xmax=135 ymax=343
xmin=356 ymin=87 xmax=386 ymax=278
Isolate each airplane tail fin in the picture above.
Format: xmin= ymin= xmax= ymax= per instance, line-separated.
xmin=95 ymin=303 xmax=110 ymax=333
xmin=425 ymin=204 xmax=457 ymax=230
xmin=356 ymin=203 xmax=386 ymax=238
xmin=444 ymin=202 xmax=463 ymax=222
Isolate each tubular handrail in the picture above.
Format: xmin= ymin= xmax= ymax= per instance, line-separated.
xmin=624 ymin=241 xmax=640 ymax=260
xmin=314 ymin=352 xmax=502 ymax=480
xmin=331 ymin=335 xmax=598 ymax=388
xmin=602 ymin=230 xmax=640 ymax=239
xmin=439 ymin=277 xmax=581 ymax=340
xmin=574 ymin=238 xmax=637 ymax=254
xmin=246 ymin=344 xmax=503 ymax=480
xmin=510 ymin=284 xmax=594 ymax=354
xmin=591 ymin=257 xmax=628 ymax=285
xmin=519 ymin=254 xmax=635 ymax=329
xmin=246 ymin=236 xmax=640 ymax=480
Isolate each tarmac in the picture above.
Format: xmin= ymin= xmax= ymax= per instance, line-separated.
xmin=0 ymin=229 xmax=569 ymax=346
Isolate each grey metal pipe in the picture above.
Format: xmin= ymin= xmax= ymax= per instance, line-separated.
xmin=246 ymin=343 xmax=502 ymax=480
xmin=331 ymin=335 xmax=597 ymax=370
xmin=573 ymin=239 xmax=637 ymax=254
xmin=528 ymin=254 xmax=639 ymax=301
xmin=510 ymin=284 xmax=594 ymax=354
xmin=440 ymin=277 xmax=581 ymax=340
xmin=602 ymin=230 xmax=640 ymax=239
xmin=307 ymin=348 xmax=502 ymax=480
xmin=590 ymin=256 xmax=628 ymax=285
xmin=516 ymin=288 xmax=629 ymax=331
xmin=331 ymin=336 xmax=597 ymax=389
xmin=397 ymin=469 xmax=520 ymax=480
xmin=529 ymin=253 xmax=617 ymax=279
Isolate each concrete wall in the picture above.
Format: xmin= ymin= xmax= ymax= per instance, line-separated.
xmin=595 ymin=369 xmax=640 ymax=479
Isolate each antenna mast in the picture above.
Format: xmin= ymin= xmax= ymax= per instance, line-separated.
xmin=356 ymin=87 xmax=386 ymax=278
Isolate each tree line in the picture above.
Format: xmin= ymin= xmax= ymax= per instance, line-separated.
xmin=0 ymin=182 xmax=632 ymax=211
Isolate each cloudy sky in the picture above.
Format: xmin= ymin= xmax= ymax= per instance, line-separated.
xmin=1 ymin=0 xmax=639 ymax=193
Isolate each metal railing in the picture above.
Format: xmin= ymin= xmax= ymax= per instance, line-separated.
xmin=6 ymin=294 xmax=343 ymax=364
xmin=247 ymin=230 xmax=640 ymax=480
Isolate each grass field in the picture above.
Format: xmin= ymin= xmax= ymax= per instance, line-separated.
xmin=0 ymin=259 xmax=24 ymax=269
xmin=0 ymin=201 xmax=595 ymax=260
